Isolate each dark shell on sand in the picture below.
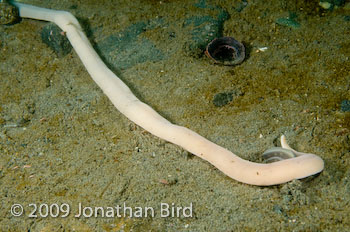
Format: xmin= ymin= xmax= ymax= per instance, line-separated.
xmin=205 ymin=37 xmax=245 ymax=66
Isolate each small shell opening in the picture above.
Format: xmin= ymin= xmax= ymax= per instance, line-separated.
xmin=262 ymin=147 xmax=297 ymax=163
xmin=205 ymin=36 xmax=245 ymax=65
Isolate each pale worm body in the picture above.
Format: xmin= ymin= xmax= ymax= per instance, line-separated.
xmin=10 ymin=1 xmax=324 ymax=186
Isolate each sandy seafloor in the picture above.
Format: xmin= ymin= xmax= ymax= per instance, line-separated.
xmin=1 ymin=0 xmax=350 ymax=231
